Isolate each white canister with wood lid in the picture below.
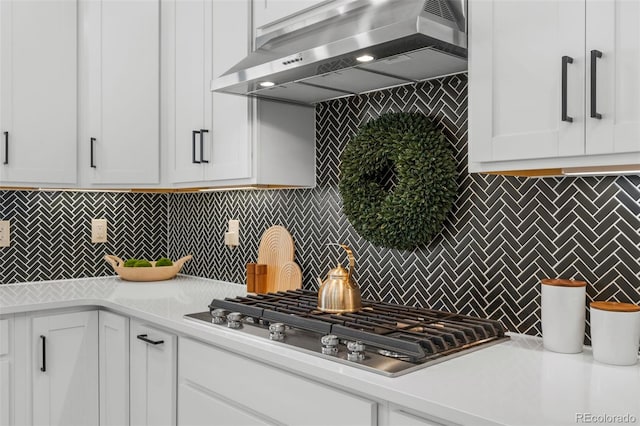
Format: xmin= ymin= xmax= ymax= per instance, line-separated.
xmin=541 ymin=278 xmax=587 ymax=353
xmin=590 ymin=301 xmax=640 ymax=366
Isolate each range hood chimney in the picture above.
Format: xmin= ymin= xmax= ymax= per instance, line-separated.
xmin=212 ymin=0 xmax=467 ymax=105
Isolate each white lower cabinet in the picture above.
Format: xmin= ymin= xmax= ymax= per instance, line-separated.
xmin=32 ymin=310 xmax=99 ymax=426
xmin=179 ymin=380 xmax=273 ymax=426
xmin=99 ymin=311 xmax=130 ymax=426
xmin=1 ymin=308 xmax=462 ymax=426
xmin=130 ymin=320 xmax=177 ymax=426
xmin=0 ymin=318 xmax=11 ymax=426
xmin=177 ymin=337 xmax=377 ymax=426
xmin=386 ymin=407 xmax=453 ymax=426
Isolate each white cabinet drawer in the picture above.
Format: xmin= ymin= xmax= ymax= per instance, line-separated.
xmin=179 ymin=337 xmax=376 ymax=426
xmin=388 ymin=408 xmax=453 ymax=426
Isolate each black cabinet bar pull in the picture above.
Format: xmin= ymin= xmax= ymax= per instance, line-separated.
xmin=136 ymin=334 xmax=164 ymax=345
xmin=40 ymin=335 xmax=46 ymax=372
xmin=199 ymin=129 xmax=209 ymax=164
xmin=590 ymin=49 xmax=603 ymax=119
xmin=3 ymin=131 xmax=8 ymax=165
xmin=561 ymin=56 xmax=573 ymax=123
xmin=192 ymin=130 xmax=201 ymax=164
xmin=90 ymin=137 xmax=97 ymax=168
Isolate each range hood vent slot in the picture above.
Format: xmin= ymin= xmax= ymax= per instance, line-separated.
xmin=423 ymin=0 xmax=456 ymax=23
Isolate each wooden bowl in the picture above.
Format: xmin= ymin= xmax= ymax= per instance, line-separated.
xmin=104 ymin=255 xmax=192 ymax=282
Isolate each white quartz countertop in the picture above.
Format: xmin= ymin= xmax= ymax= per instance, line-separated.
xmin=1 ymin=276 xmax=639 ymax=426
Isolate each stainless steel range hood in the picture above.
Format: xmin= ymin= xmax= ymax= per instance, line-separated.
xmin=211 ymin=0 xmax=467 ymax=105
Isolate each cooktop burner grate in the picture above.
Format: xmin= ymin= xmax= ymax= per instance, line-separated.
xmin=208 ymin=289 xmax=507 ymax=362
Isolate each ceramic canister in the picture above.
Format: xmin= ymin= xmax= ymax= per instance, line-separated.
xmin=590 ymin=301 xmax=640 ymax=366
xmin=541 ymin=279 xmax=587 ymax=353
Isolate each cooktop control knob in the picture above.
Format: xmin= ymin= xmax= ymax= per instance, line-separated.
xmin=269 ymin=323 xmax=286 ymax=341
xmin=347 ymin=340 xmax=366 ymax=362
xmin=226 ymin=312 xmax=244 ymax=329
xmin=210 ymin=309 xmax=227 ymax=324
xmin=321 ymin=334 xmax=339 ymax=356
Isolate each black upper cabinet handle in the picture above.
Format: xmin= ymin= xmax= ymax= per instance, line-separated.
xmin=3 ymin=131 xmax=7 ymax=165
xmin=200 ymin=129 xmax=209 ymax=164
xmin=590 ymin=49 xmax=603 ymax=119
xmin=192 ymin=130 xmax=201 ymax=164
xmin=90 ymin=137 xmax=97 ymax=168
xmin=40 ymin=335 xmax=46 ymax=372
xmin=136 ymin=334 xmax=164 ymax=345
xmin=561 ymin=56 xmax=573 ymax=123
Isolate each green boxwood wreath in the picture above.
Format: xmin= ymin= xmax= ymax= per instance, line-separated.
xmin=339 ymin=112 xmax=457 ymax=250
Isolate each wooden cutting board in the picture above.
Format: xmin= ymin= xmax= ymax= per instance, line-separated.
xmin=257 ymin=225 xmax=295 ymax=266
xmin=257 ymin=225 xmax=300 ymax=292
xmin=276 ymin=261 xmax=303 ymax=292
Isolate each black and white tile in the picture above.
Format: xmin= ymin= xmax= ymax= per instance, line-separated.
xmin=168 ymin=74 xmax=640 ymax=340
xmin=0 ymin=191 xmax=168 ymax=284
xmin=1 ymin=74 xmax=638 ymax=341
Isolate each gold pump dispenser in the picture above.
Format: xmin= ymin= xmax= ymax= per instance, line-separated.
xmin=317 ymin=244 xmax=362 ymax=313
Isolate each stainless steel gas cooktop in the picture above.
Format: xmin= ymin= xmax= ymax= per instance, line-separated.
xmin=185 ymin=289 xmax=509 ymax=377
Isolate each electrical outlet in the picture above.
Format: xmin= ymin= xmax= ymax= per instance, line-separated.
xmin=226 ymin=219 xmax=240 ymax=247
xmin=0 ymin=220 xmax=10 ymax=247
xmin=225 ymin=231 xmax=239 ymax=247
xmin=91 ymin=218 xmax=107 ymax=243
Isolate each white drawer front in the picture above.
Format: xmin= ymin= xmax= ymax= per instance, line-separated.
xmin=179 ymin=337 xmax=376 ymax=426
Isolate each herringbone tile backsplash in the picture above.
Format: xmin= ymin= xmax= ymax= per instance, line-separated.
xmin=1 ymin=74 xmax=638 ymax=340
xmin=169 ymin=74 xmax=640 ymax=338
xmin=0 ymin=191 xmax=167 ymax=283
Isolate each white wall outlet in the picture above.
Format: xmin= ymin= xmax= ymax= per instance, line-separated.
xmin=0 ymin=220 xmax=10 ymax=247
xmin=226 ymin=219 xmax=240 ymax=247
xmin=91 ymin=218 xmax=108 ymax=243
xmin=225 ymin=231 xmax=239 ymax=247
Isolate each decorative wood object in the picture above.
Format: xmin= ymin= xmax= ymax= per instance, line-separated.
xmin=257 ymin=225 xmax=295 ymax=265
xmin=276 ymin=261 xmax=303 ymax=292
xmin=246 ymin=263 xmax=267 ymax=293
xmin=104 ymin=255 xmax=192 ymax=282
xmin=252 ymin=226 xmax=302 ymax=293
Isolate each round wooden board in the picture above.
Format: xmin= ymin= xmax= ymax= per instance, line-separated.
xmin=257 ymin=225 xmax=295 ymax=265
xmin=257 ymin=226 xmax=295 ymax=293
xmin=276 ymin=261 xmax=302 ymax=292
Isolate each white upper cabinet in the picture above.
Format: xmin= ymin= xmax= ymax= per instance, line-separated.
xmin=164 ymin=0 xmax=315 ymax=188
xmin=469 ymin=0 xmax=585 ymax=163
xmin=585 ymin=0 xmax=640 ymax=155
xmin=165 ymin=0 xmax=251 ymax=184
xmin=208 ymin=0 xmax=252 ymax=182
xmin=0 ymin=0 xmax=77 ymax=185
xmin=469 ymin=0 xmax=640 ymax=172
xmin=82 ymin=0 xmax=160 ymax=185
xmin=165 ymin=0 xmax=209 ymax=184
xmin=3 ymin=0 xmax=315 ymax=189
